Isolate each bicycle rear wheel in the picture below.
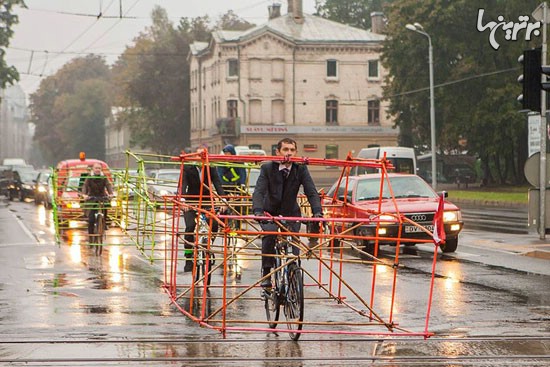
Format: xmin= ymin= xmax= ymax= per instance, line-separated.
xmin=284 ymin=263 xmax=304 ymax=340
xmin=195 ymin=238 xmax=213 ymax=287
xmin=94 ymin=213 xmax=105 ymax=255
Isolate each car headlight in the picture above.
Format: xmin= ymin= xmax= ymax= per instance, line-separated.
xmin=38 ymin=186 xmax=47 ymax=193
xmin=22 ymin=184 xmax=32 ymax=190
xmin=370 ymin=214 xmax=396 ymax=225
xmin=443 ymin=210 xmax=461 ymax=222
xmin=377 ymin=214 xmax=396 ymax=225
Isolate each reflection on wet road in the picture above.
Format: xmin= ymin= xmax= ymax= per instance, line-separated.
xmin=0 ymin=201 xmax=548 ymax=366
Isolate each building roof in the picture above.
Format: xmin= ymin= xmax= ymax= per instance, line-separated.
xmin=213 ymin=13 xmax=384 ymax=45
xmin=189 ymin=42 xmax=209 ymax=55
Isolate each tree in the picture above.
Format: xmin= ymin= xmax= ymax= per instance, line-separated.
xmin=30 ymin=55 xmax=111 ymax=164
xmin=111 ymin=6 xmax=190 ymax=154
xmin=0 ymin=0 xmax=26 ymax=91
xmin=314 ymin=0 xmax=388 ymax=30
xmin=215 ymin=10 xmax=255 ymax=31
xmin=381 ymin=0 xmax=539 ymax=185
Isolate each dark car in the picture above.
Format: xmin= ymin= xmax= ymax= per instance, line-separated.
xmin=34 ymin=171 xmax=53 ymax=208
xmin=0 ymin=169 xmax=22 ymax=201
xmin=18 ymin=170 xmax=39 ymax=201
xmin=324 ymin=173 xmax=463 ymax=253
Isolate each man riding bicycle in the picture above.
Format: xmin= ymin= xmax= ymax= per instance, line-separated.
xmin=82 ymin=162 xmax=113 ymax=242
xmin=252 ymin=138 xmax=323 ymax=289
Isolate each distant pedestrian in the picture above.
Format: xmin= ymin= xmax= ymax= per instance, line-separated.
xmin=218 ymin=144 xmax=247 ymax=193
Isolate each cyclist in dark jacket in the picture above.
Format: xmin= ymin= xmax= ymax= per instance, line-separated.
xmin=82 ymin=163 xmax=113 ymax=239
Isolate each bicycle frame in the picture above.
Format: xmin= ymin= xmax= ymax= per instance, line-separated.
xmin=89 ymin=196 xmax=109 ymax=255
xmin=264 ymin=221 xmax=305 ymax=341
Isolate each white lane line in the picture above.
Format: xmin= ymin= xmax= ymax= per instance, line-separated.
xmin=12 ymin=210 xmax=40 ymax=244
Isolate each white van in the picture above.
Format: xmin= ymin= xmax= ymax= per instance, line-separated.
xmin=353 ymin=146 xmax=416 ymax=175
xmin=234 ymin=146 xmax=267 ymax=156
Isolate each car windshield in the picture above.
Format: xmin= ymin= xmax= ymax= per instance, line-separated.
xmin=157 ymin=172 xmax=180 ymax=184
xmin=39 ymin=173 xmax=51 ymax=184
xmin=20 ymin=171 xmax=38 ymax=182
xmin=355 ymin=175 xmax=437 ymax=201
xmin=65 ymin=177 xmax=82 ymax=192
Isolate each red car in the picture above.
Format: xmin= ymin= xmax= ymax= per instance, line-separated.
xmin=55 ymin=155 xmax=113 ymax=226
xmin=324 ymin=173 xmax=463 ymax=253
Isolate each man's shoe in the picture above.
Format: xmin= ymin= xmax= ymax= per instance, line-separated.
xmin=183 ymin=261 xmax=193 ymax=273
xmin=261 ymin=278 xmax=272 ymax=289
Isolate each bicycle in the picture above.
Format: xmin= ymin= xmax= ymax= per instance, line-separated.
xmin=87 ymin=196 xmax=110 ymax=256
xmin=262 ymin=220 xmax=305 ymax=341
xmin=194 ymin=211 xmax=216 ymax=286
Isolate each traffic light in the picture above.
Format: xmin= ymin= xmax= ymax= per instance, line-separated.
xmin=518 ymin=47 xmax=541 ymax=112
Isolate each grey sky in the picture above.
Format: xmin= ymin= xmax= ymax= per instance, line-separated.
xmin=7 ymin=0 xmax=316 ymax=97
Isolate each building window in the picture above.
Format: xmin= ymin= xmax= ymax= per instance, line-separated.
xmin=326 ymin=144 xmax=338 ymax=160
xmin=271 ymin=99 xmax=284 ymax=124
xmin=249 ymin=58 xmax=261 ymax=79
xmin=368 ymin=60 xmax=379 ymax=79
xmin=368 ymin=100 xmax=380 ymax=125
xmin=272 ymin=58 xmax=284 ymax=80
xmin=228 ymin=59 xmax=239 ymax=78
xmin=249 ymin=99 xmax=262 ymax=124
xmin=327 ymin=60 xmax=337 ymax=78
xmin=326 ymin=100 xmax=338 ymax=125
xmin=227 ymin=100 xmax=238 ymax=118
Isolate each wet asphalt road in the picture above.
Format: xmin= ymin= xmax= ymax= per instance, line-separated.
xmin=0 ymin=199 xmax=549 ymax=366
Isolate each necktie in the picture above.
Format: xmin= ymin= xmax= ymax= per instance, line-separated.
xmin=282 ymin=168 xmax=289 ymax=180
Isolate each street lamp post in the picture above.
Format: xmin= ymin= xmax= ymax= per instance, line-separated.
xmin=406 ymin=22 xmax=436 ymax=190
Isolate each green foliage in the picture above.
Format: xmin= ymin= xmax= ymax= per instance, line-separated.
xmin=112 ymin=7 xmax=255 ymax=154
xmin=314 ymin=0 xmax=387 ymax=30
xmin=0 ymin=0 xmax=26 ymax=90
xmin=448 ymin=188 xmax=528 ymax=205
xmin=381 ymin=0 xmax=540 ymax=185
xmin=215 ymin=10 xmax=255 ymax=31
xmin=30 ymin=55 xmax=111 ymax=164
xmin=112 ymin=6 xmax=190 ymax=155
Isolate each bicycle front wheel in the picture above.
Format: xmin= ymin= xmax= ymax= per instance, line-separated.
xmin=284 ymin=263 xmax=304 ymax=340
xmin=95 ymin=213 xmax=105 ymax=255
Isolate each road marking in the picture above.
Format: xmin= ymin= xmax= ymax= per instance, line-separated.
xmin=11 ymin=210 xmax=40 ymax=244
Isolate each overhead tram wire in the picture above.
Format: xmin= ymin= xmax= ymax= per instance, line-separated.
xmin=24 ymin=0 xmax=118 ymax=91
xmin=384 ymin=67 xmax=518 ymax=100
xmin=78 ymin=0 xmax=143 ymax=53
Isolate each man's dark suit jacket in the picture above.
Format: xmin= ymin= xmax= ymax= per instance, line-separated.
xmin=179 ymin=164 xmax=225 ymax=200
xmin=252 ymin=161 xmax=322 ymax=217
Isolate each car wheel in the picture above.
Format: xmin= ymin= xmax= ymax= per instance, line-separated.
xmin=357 ymin=239 xmax=375 ymax=257
xmin=440 ymin=238 xmax=458 ymax=253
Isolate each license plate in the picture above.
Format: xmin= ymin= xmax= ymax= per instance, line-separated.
xmin=405 ymin=224 xmax=433 ymax=233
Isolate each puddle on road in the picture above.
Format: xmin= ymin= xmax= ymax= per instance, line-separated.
xmin=24 ymin=252 xmax=56 ymax=269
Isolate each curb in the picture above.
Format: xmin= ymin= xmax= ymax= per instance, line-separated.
xmin=452 ymin=198 xmax=527 ymax=209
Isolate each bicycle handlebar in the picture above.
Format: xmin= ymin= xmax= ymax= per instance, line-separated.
xmin=85 ymin=195 xmax=111 ymax=202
